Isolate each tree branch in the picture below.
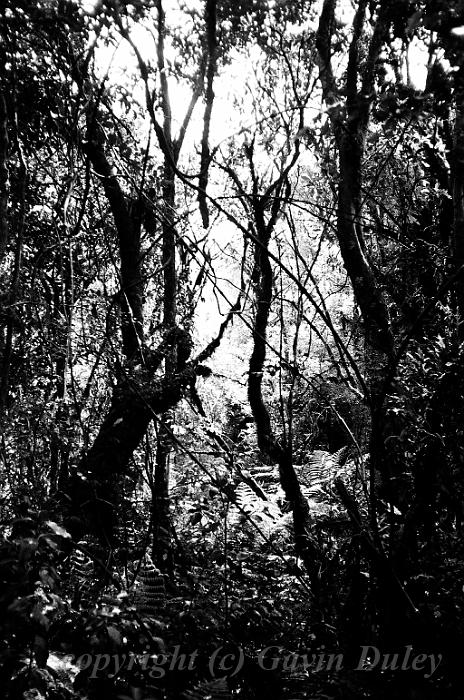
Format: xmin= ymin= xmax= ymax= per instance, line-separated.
xmin=198 ymin=0 xmax=218 ymax=228
xmin=346 ymin=0 xmax=368 ymax=105
xmin=156 ymin=0 xmax=172 ymax=147
xmin=315 ymin=0 xmax=340 ymax=113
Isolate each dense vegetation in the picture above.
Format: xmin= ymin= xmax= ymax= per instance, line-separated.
xmin=1 ymin=0 xmax=464 ymax=697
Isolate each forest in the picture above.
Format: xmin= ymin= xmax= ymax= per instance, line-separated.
xmin=1 ymin=0 xmax=464 ymax=698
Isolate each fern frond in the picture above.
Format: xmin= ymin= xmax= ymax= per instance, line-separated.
xmin=235 ymin=482 xmax=256 ymax=513
xmin=133 ymin=556 xmax=166 ymax=615
xmin=69 ymin=539 xmax=98 ymax=608
xmin=182 ymin=676 xmax=231 ymax=700
xmin=299 ymin=447 xmax=347 ymax=490
xmin=281 ymin=670 xmax=310 ymax=699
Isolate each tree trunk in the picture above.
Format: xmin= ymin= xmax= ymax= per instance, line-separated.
xmin=316 ymin=0 xmax=404 ymax=641
xmin=247 ymin=202 xmax=320 ymax=588
xmin=152 ymin=409 xmax=174 ymax=569
xmin=0 ymin=151 xmax=25 ymax=416
xmin=83 ymin=127 xmax=144 ymax=362
xmin=451 ymin=65 xmax=464 ymax=341
xmin=0 ymin=91 xmax=9 ymax=263
xmin=316 ymin=2 xmax=395 ymax=501
xmin=152 ymin=159 xmax=178 ymax=569
xmin=198 ymin=0 xmax=217 ymax=228
xmin=316 ymin=0 xmax=395 ymax=373
xmin=337 ymin=127 xmax=394 ymax=366
xmin=69 ymin=351 xmax=197 ymax=543
xmin=72 ymin=124 xmax=146 ymax=544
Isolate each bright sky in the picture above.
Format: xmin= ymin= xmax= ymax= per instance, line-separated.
xmin=77 ymin=0 xmax=434 ymax=348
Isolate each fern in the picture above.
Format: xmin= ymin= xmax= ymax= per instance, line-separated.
xmin=227 ymin=480 xmax=283 ymax=540
xmin=250 ymin=463 xmax=275 ymax=484
xmin=133 ymin=556 xmax=166 ymax=615
xmin=69 ymin=539 xmax=99 ymax=608
xmin=298 ymin=447 xmax=347 ymax=500
xmin=182 ymin=676 xmax=231 ymax=700
xmin=280 ymin=670 xmax=311 ymax=699
xmin=235 ymin=482 xmax=256 ymax=515
xmin=227 ymin=482 xmax=257 ymax=532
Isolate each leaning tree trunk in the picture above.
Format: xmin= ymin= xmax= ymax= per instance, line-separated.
xmin=69 ymin=335 xmax=199 ymax=544
xmin=73 ymin=96 xmax=200 ymax=552
xmin=69 ymin=121 xmax=146 ymax=545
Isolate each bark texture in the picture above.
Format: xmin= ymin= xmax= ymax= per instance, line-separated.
xmin=451 ymin=64 xmax=464 ymax=340
xmin=0 ymin=91 xmax=9 ymax=263
xmin=316 ymin=0 xmax=394 ymax=367
xmin=70 ymin=341 xmax=198 ymax=543
xmin=83 ymin=125 xmax=144 ymax=362
xmin=198 ymin=0 xmax=217 ymax=228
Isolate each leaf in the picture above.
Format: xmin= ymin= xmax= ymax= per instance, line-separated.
xmin=45 ymin=521 xmax=71 ymax=539
xmin=39 ymin=568 xmax=55 ymax=588
xmin=107 ymin=625 xmax=122 ymax=646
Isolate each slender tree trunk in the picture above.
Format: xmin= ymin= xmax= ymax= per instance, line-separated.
xmin=247 ymin=202 xmax=320 ymax=589
xmin=152 ymin=160 xmax=177 ymax=569
xmin=49 ymin=278 xmax=71 ymax=493
xmin=316 ymin=0 xmax=394 ymax=487
xmin=451 ymin=65 xmax=464 ymax=341
xmin=198 ymin=0 xmax=217 ymax=228
xmin=0 ymin=152 xmax=25 ymax=415
xmin=152 ymin=410 xmax=174 ymax=568
xmin=337 ymin=127 xmax=394 ymax=367
xmin=316 ymin=0 xmax=394 ymax=366
xmin=0 ymin=91 xmax=9 ymax=263
xmin=150 ymin=0 xmax=181 ymax=570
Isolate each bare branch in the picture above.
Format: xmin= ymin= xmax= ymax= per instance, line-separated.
xmin=196 ymin=292 xmax=242 ymax=364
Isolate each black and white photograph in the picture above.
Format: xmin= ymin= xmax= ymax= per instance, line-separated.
xmin=0 ymin=1 xmax=462 ymax=698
